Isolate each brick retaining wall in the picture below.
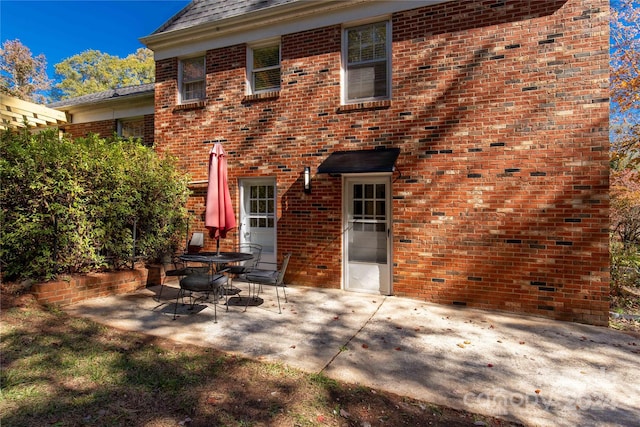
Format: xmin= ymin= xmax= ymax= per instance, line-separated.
xmin=31 ymin=268 xmax=149 ymax=306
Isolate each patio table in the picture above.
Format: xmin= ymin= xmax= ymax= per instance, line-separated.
xmin=180 ymin=251 xmax=254 ymax=297
xmin=179 ymin=251 xmax=254 ymax=273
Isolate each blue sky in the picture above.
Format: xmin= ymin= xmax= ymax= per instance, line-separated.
xmin=0 ymin=0 xmax=190 ymax=78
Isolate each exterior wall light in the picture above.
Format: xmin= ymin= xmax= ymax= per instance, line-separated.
xmin=304 ymin=166 xmax=311 ymax=193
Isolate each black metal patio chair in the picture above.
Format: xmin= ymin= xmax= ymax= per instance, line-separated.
xmin=241 ymin=253 xmax=291 ymax=313
xmin=173 ymin=272 xmax=228 ymax=323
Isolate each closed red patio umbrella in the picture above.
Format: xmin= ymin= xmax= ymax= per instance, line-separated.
xmin=205 ymin=143 xmax=236 ymax=254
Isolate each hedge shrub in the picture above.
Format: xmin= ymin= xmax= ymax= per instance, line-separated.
xmin=0 ymin=128 xmax=190 ymax=281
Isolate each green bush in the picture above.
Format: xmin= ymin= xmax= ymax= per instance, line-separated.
xmin=0 ymin=128 xmax=189 ymax=281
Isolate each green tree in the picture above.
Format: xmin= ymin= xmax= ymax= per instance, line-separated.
xmin=0 ymin=39 xmax=52 ymax=103
xmin=54 ymin=48 xmax=155 ymax=99
xmin=611 ymin=0 xmax=640 ymax=114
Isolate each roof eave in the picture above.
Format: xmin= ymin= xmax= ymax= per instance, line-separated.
xmin=140 ymin=0 xmax=366 ymax=51
xmin=51 ymin=91 xmax=155 ymax=114
xmin=50 ymin=89 xmax=155 ymax=111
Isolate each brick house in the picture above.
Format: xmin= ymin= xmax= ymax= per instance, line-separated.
xmin=139 ymin=0 xmax=610 ymax=325
xmin=48 ymin=83 xmax=155 ymax=146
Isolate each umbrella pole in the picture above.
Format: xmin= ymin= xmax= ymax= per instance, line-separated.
xmin=216 ymin=238 xmax=220 ymax=256
xmin=185 ymin=223 xmax=189 ymax=253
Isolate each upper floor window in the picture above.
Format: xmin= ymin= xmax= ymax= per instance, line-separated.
xmin=179 ymin=56 xmax=205 ymax=102
xmin=343 ymin=21 xmax=390 ymax=103
xmin=248 ymin=42 xmax=281 ymax=94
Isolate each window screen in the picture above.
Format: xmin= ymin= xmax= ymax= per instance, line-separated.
xmin=345 ymin=21 xmax=389 ymax=102
xmin=251 ymin=44 xmax=280 ymax=93
xmin=181 ymin=56 xmax=205 ymax=102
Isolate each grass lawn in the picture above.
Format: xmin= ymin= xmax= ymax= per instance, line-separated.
xmin=0 ymin=286 xmax=522 ymax=427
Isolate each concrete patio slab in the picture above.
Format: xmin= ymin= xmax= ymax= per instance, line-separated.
xmin=64 ymin=284 xmax=640 ymax=427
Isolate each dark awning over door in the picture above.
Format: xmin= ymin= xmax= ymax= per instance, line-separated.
xmin=317 ymin=148 xmax=400 ymax=175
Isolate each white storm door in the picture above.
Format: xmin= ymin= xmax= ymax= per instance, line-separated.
xmin=344 ymin=176 xmax=391 ymax=295
xmin=239 ymin=178 xmax=276 ymax=268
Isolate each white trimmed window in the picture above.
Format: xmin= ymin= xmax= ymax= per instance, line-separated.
xmin=179 ymin=56 xmax=205 ymax=102
xmin=118 ymin=118 xmax=144 ymax=140
xmin=247 ymin=41 xmax=281 ymax=94
xmin=343 ymin=21 xmax=390 ymax=103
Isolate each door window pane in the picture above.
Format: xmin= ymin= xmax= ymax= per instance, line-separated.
xmin=354 ymin=200 xmax=363 ymax=216
xmin=349 ymin=181 xmax=387 ymax=263
xmin=354 ymin=184 xmax=363 ymax=199
xmin=365 ymin=200 xmax=374 ymax=217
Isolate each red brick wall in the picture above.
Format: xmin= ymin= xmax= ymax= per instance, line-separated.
xmin=32 ymin=268 xmax=149 ymax=306
xmin=143 ymin=114 xmax=155 ymax=146
xmin=62 ymin=114 xmax=154 ymax=146
xmin=62 ymin=119 xmax=116 ymax=140
xmin=154 ymin=0 xmax=610 ymax=325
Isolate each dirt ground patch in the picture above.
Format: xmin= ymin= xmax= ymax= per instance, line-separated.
xmin=610 ymin=283 xmax=640 ymax=334
xmin=1 ymin=284 xmax=522 ymax=427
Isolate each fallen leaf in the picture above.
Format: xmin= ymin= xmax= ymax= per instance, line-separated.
xmin=457 ymin=343 xmax=466 ymax=348
xmin=362 ymin=343 xmax=369 ymax=349
xmin=333 ymin=316 xmax=339 ymax=320
xmin=535 ymin=389 xmax=541 ymax=394
xmin=487 ymin=363 xmax=493 ymax=367
xmin=340 ymin=408 xmax=351 ymax=418
xmin=395 ymin=347 xmax=402 ymax=351
xmin=317 ymin=415 xmax=326 ymax=422
xmin=464 ymin=340 xmax=471 ymax=345
xmin=290 ymin=345 xmax=296 ymax=349
xmin=489 ymin=324 xmax=494 ymax=329
xmin=519 ymin=341 xmax=526 ymax=345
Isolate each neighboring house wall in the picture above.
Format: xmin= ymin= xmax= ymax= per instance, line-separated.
xmin=61 ymin=119 xmax=116 ymax=139
xmin=153 ymin=0 xmax=609 ymax=325
xmin=143 ymin=114 xmax=155 ymax=146
xmin=49 ymin=84 xmax=156 ymax=146
xmin=60 ymin=114 xmax=155 ymax=146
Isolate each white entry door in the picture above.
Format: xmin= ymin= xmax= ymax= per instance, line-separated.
xmin=239 ymin=178 xmax=276 ymax=268
xmin=344 ymin=176 xmax=392 ymax=294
